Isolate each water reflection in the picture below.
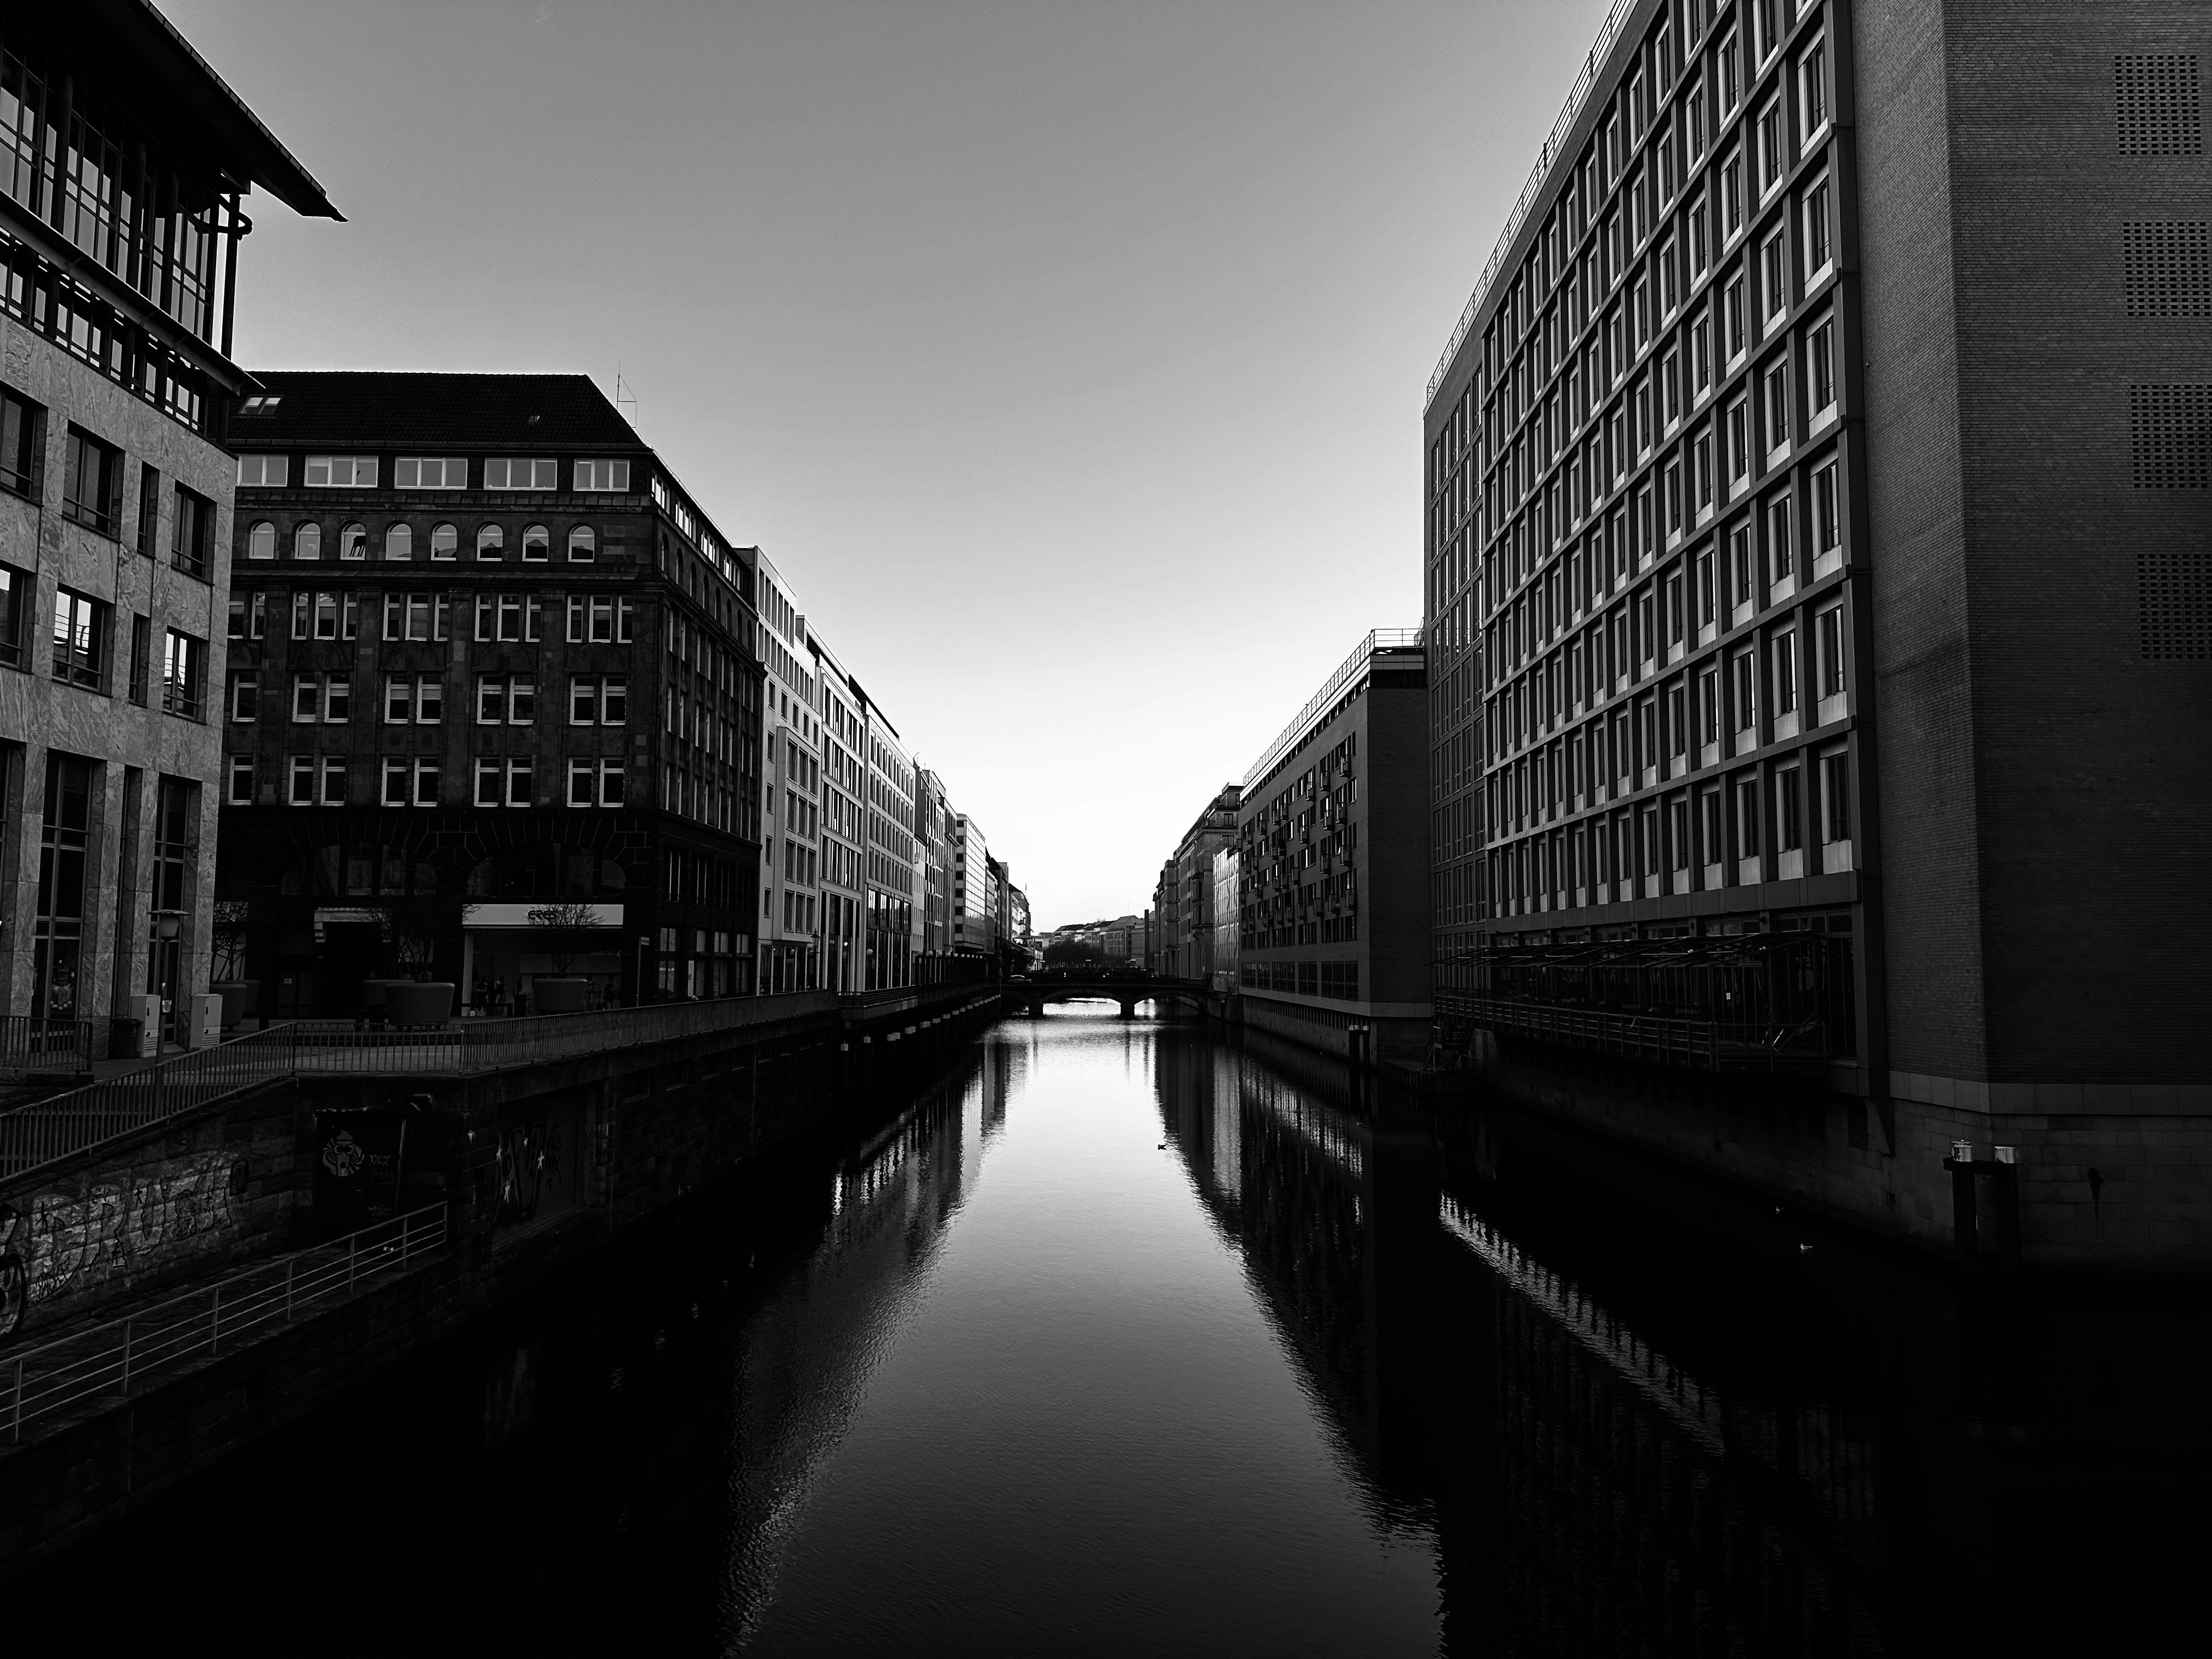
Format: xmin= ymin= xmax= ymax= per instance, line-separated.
xmin=13 ymin=1011 xmax=2203 ymax=1655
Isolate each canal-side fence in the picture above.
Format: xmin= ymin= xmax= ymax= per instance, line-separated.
xmin=4 ymin=1204 xmax=449 ymax=1445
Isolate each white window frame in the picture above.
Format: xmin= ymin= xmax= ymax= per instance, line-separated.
xmin=227 ymin=754 xmax=255 ymax=805
xmin=573 ymin=459 xmax=631 ymax=492
xmin=303 ymin=455 xmax=378 ymax=489
xmin=484 ymin=458 xmax=558 ymax=491
xmin=394 ymin=457 xmax=467 ymax=489
xmin=236 ymin=455 xmax=289 ymax=488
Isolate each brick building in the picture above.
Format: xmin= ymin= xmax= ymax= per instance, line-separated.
xmin=1237 ymin=631 xmax=1431 ymax=1062
xmin=216 ymin=372 xmax=763 ymax=1015
xmin=1425 ymin=0 xmax=2210 ymax=1263
xmin=0 ymin=1 xmax=335 ymax=1048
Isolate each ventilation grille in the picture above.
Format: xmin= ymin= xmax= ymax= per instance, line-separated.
xmin=2117 ymin=55 xmax=2203 ymax=154
xmin=2130 ymin=385 xmax=2212 ymax=486
xmin=2138 ymin=550 xmax=2212 ymax=660
xmin=2124 ymin=222 xmax=2212 ymax=315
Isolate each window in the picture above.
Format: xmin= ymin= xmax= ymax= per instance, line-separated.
xmin=383 ymin=592 xmax=443 ymax=641
xmin=476 ymin=523 xmax=504 ymax=561
xmin=289 ymin=755 xmax=315 ymax=806
xmin=1735 ymin=774 xmax=1761 ymax=859
xmin=475 ymin=758 xmax=535 ymax=808
xmin=570 ymin=673 xmax=627 ymax=724
xmin=1768 ymin=492 xmax=1796 ymax=583
xmin=1720 ymin=29 xmax=1741 ymax=112
xmin=1690 ymin=196 xmax=1710 ymax=276
xmin=473 ymin=759 xmax=501 ymax=808
xmin=50 ymin=588 xmax=106 ymax=688
xmin=1731 ymin=650 xmax=1756 ymax=733
xmin=1776 ymin=767 xmax=1803 ymax=854
xmin=304 ymin=455 xmax=379 ymax=488
xmin=0 ymin=387 xmax=43 ymax=499
xmin=62 ymin=427 xmax=121 ymax=534
xmin=292 ymin=672 xmax=349 ymax=723
xmin=1661 ymin=349 xmax=1682 ymax=427
xmin=1758 ymin=98 xmax=1786 ymax=196
xmin=138 ymin=465 xmax=162 ymax=557
xmin=394 ymin=457 xmax=466 ymax=488
xmin=382 ymin=757 xmax=410 ymax=807
xmin=338 ymin=521 xmax=368 ymax=561
xmin=473 ymin=593 xmax=540 ymax=642
xmin=1692 ymin=308 xmax=1712 ymax=398
xmin=383 ymin=522 xmax=413 ymax=561
xmin=294 ymin=521 xmax=322 ymax=560
xmin=1725 ymin=273 xmax=1747 ymax=359
xmin=247 ymin=521 xmax=277 ymax=560
xmin=385 ymin=673 xmax=444 ymax=724
xmin=1811 ymin=461 xmax=1842 ymax=564
xmin=1821 ymin=750 xmax=1851 ymax=844
xmin=1762 ymin=229 xmax=1789 ymax=321
xmin=167 ymin=485 xmax=213 ymax=578
xmin=235 ymin=454 xmax=289 ymax=488
xmin=1726 ymin=397 xmax=1751 ymax=489
xmin=1773 ymin=630 xmax=1798 ymax=716
xmin=1817 ymin=606 xmax=1847 ymax=699
xmin=227 ymin=592 xmax=266 ymax=640
xmin=162 ymin=629 xmax=206 ymax=719
xmin=227 ymin=754 xmax=255 ymax=805
xmin=1764 ymin=358 xmax=1791 ymax=455
xmin=599 ymin=761 xmax=626 ymax=806
xmin=321 ymin=758 xmax=348 ymax=805
xmin=230 ymin=669 xmax=259 ymax=722
xmin=522 ymin=523 xmax=550 ymax=562
xmin=484 ymin=458 xmax=557 ymax=490
xmin=574 ymin=459 xmax=631 ymax=492
xmin=1729 ymin=520 xmax=1755 ymax=607
xmin=1721 ymin=148 xmax=1744 ymax=239
xmin=567 ymin=524 xmax=596 ymax=562
xmin=1809 ymin=318 xmax=1838 ymax=417
xmin=430 ymin=522 xmax=459 ymax=561
xmin=1804 ymin=178 xmax=1833 ymax=276
xmin=128 ymin=613 xmax=151 ymax=704
xmin=1800 ymin=38 xmax=1829 ymax=141
xmin=568 ymin=594 xmax=618 ymax=642
xmin=290 ymin=590 xmax=357 ymax=641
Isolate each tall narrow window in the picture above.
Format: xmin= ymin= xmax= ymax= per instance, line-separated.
xmin=32 ymin=753 xmax=94 ymax=1019
xmin=567 ymin=524 xmax=596 ymax=563
xmin=1800 ymin=40 xmax=1830 ymax=141
xmin=128 ymin=613 xmax=151 ymax=705
xmin=1769 ymin=493 xmax=1796 ymax=583
xmin=0 ymin=385 xmax=45 ymax=499
xmin=522 ymin=523 xmax=550 ymax=562
xmin=476 ymin=523 xmax=504 ymax=561
xmin=293 ymin=521 xmax=321 ymax=560
xmin=51 ymin=588 xmax=106 ymax=689
xmin=384 ymin=522 xmax=414 ymax=561
xmin=1809 ymin=318 xmax=1838 ymax=415
xmin=138 ymin=465 xmax=163 ymax=557
xmin=247 ymin=521 xmax=277 ymax=560
xmin=61 ymin=428 xmax=121 ymax=534
xmin=337 ymin=521 xmax=368 ymax=561
xmin=172 ymin=486 xmax=213 ymax=578
xmin=430 ymin=522 xmax=459 ymax=561
xmin=1804 ymin=178 xmax=1833 ymax=275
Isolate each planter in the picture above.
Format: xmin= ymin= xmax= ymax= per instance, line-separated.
xmin=210 ymin=980 xmax=258 ymax=1029
xmin=385 ymin=981 xmax=455 ymax=1027
xmin=530 ymin=977 xmax=590 ymax=1015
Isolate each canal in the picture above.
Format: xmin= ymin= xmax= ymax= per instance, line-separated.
xmin=15 ymin=1009 xmax=2205 ymax=1653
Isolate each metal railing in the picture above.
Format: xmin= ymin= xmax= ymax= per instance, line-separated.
xmin=1426 ymin=0 xmax=1639 ymax=404
xmin=1440 ymin=992 xmax=1827 ymax=1072
xmin=0 ymin=1024 xmax=298 ymax=1181
xmin=0 ymin=1015 xmax=113 ymax=1077
xmin=4 ymin=1204 xmax=448 ymax=1444
xmin=1244 ymin=629 xmax=1424 ymax=793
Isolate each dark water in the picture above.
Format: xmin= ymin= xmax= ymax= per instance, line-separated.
xmin=15 ymin=1011 xmax=2208 ymax=1654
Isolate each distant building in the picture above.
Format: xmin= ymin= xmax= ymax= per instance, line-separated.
xmin=951 ymin=813 xmax=994 ymax=957
xmin=1236 ymin=631 xmax=1430 ymax=1062
xmin=915 ymin=767 xmax=955 ymax=961
xmin=0 ymin=2 xmax=336 ymax=1043
xmin=755 ymin=552 xmax=821 ymax=994
xmin=1170 ymin=787 xmax=1239 ymax=981
xmin=1210 ymin=845 xmax=1240 ymax=995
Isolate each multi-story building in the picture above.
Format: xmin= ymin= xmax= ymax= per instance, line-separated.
xmin=1166 ymin=786 xmax=1240 ymax=981
xmin=216 ymin=371 xmax=763 ymax=1014
xmin=755 ymin=551 xmax=821 ymax=994
xmin=1424 ymin=0 xmax=2210 ymax=1263
xmin=950 ymin=812 xmax=994 ymax=958
xmin=0 ymin=2 xmax=336 ymax=1046
xmin=862 ymin=712 xmax=921 ymax=988
xmin=1235 ymin=631 xmax=1430 ymax=1061
xmin=810 ymin=637 xmax=867 ymax=994
xmin=1007 ymin=885 xmax=1032 ymax=965
xmin=1209 ymin=845 xmax=1240 ymax=994
xmin=915 ymin=766 xmax=955 ymax=961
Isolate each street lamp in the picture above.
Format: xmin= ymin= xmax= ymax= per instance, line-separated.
xmin=151 ymin=910 xmax=185 ymax=941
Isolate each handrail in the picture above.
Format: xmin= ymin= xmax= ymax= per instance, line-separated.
xmin=1426 ymin=0 xmax=1640 ymax=405
xmin=1243 ymin=629 xmax=1424 ymax=794
xmin=4 ymin=1204 xmax=448 ymax=1444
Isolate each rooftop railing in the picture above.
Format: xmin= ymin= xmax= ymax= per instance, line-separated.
xmin=1426 ymin=0 xmax=1639 ymax=405
xmin=1243 ymin=630 xmax=1423 ymax=794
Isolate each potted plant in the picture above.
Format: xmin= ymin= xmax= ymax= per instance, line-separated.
xmin=384 ymin=892 xmax=466 ymax=1026
xmin=208 ymin=900 xmax=258 ymax=1029
xmin=526 ymin=900 xmax=600 ymax=1014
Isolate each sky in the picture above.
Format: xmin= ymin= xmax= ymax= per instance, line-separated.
xmin=171 ymin=0 xmax=1616 ymax=929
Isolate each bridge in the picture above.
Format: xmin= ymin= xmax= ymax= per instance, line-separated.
xmin=1003 ymin=975 xmax=1212 ymax=1019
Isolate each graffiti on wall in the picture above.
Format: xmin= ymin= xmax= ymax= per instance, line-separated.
xmin=0 ymin=1149 xmax=247 ymax=1341
xmin=495 ymin=1117 xmax=566 ymax=1229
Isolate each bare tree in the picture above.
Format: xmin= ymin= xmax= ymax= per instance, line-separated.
xmin=526 ymin=900 xmax=601 ymax=977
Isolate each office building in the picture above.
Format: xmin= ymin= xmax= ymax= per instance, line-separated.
xmin=1424 ymin=0 xmax=2210 ymax=1262
xmin=755 ymin=551 xmax=822 ymax=994
xmin=0 ymin=2 xmax=335 ymax=1045
xmin=1236 ymin=631 xmax=1430 ymax=1061
xmin=951 ymin=813 xmax=994 ymax=958
xmin=216 ymin=372 xmax=762 ymax=1013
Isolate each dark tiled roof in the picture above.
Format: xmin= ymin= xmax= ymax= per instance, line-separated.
xmin=224 ymin=373 xmax=640 ymax=450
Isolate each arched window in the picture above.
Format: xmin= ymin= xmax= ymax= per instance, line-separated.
xmin=566 ymin=524 xmax=596 ymax=563
xmin=383 ymin=522 xmax=414 ymax=561
xmin=430 ymin=522 xmax=458 ymax=561
xmin=522 ymin=523 xmax=549 ymax=562
xmin=247 ymin=521 xmax=276 ymax=560
xmin=293 ymin=521 xmax=321 ymax=559
xmin=338 ymin=522 xmax=368 ymax=560
xmin=476 ymin=523 xmax=504 ymax=560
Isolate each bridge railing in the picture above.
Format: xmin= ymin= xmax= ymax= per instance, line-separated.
xmin=4 ymin=1204 xmax=449 ymax=1443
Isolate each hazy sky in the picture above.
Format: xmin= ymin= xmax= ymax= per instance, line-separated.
xmin=173 ymin=0 xmax=1612 ymax=928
